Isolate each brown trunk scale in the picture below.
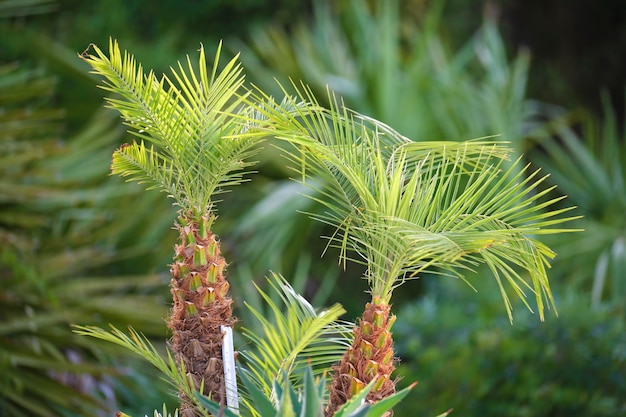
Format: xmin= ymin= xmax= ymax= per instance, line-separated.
xmin=326 ymin=298 xmax=397 ymax=417
xmin=167 ymin=212 xmax=234 ymax=417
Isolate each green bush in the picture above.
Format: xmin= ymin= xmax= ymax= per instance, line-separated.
xmin=393 ymin=284 xmax=626 ymax=416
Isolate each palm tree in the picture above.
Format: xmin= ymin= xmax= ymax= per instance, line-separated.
xmin=80 ymin=40 xmax=264 ymax=415
xmin=251 ymin=83 xmax=579 ymax=415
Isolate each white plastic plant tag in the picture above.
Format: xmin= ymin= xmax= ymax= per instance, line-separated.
xmin=221 ymin=325 xmax=239 ymax=411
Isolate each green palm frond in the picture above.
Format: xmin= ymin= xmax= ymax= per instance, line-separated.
xmin=251 ymin=83 xmax=579 ymax=320
xmin=81 ymin=39 xmax=261 ymax=214
xmin=111 ymin=140 xmax=179 ymax=198
xmin=73 ymin=325 xmax=211 ymax=417
xmin=73 ymin=326 xmax=182 ymax=393
xmin=240 ymin=273 xmax=351 ymax=402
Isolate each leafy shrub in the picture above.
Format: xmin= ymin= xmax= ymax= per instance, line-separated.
xmin=0 ymin=60 xmax=174 ymax=417
xmin=393 ymin=284 xmax=626 ymax=416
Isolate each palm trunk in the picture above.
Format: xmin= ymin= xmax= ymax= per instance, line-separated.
xmin=326 ymin=296 xmax=397 ymax=416
xmin=168 ymin=211 xmax=234 ymax=416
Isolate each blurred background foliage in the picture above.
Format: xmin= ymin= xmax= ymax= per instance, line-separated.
xmin=394 ymin=281 xmax=626 ymax=417
xmin=1 ymin=0 xmax=624 ymax=415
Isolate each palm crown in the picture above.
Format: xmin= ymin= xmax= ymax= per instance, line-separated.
xmin=83 ymin=39 xmax=258 ymax=216
xmin=250 ymin=83 xmax=579 ymax=414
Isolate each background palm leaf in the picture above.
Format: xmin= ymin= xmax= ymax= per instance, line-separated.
xmin=235 ymin=0 xmax=540 ymax=151
xmin=0 ymin=62 xmax=174 ymax=417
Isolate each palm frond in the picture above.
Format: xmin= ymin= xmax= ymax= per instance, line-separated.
xmin=111 ymin=141 xmax=180 ymax=198
xmin=73 ymin=325 xmax=211 ymax=417
xmin=73 ymin=326 xmax=177 ymax=386
xmin=82 ymin=40 xmax=184 ymax=150
xmin=239 ymin=273 xmax=351 ymax=402
xmin=81 ymin=40 xmax=261 ymax=214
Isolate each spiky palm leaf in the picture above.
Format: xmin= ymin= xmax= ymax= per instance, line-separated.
xmin=239 ymin=273 xmax=350 ymax=401
xmin=249 ymin=82 xmax=579 ymax=413
xmin=235 ymin=0 xmax=538 ymax=151
xmin=80 ymin=40 xmax=265 ymax=413
xmin=83 ymin=39 xmax=258 ymax=214
xmin=75 ymin=274 xmax=358 ymax=417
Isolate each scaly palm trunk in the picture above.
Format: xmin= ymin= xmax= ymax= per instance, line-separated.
xmin=326 ymin=296 xmax=396 ymax=417
xmin=168 ymin=211 xmax=234 ymax=416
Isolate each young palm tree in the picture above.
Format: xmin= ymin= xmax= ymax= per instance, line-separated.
xmin=80 ymin=40 xmax=263 ymax=415
xmin=251 ymin=84 xmax=579 ymax=415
